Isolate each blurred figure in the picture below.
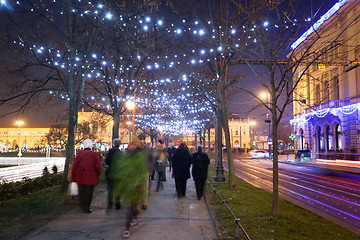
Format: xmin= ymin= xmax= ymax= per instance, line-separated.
xmin=153 ymin=140 xmax=168 ymax=192
xmin=108 ymin=137 xmax=148 ymax=238
xmin=139 ymin=135 xmax=153 ymax=209
xmin=105 ymin=138 xmax=122 ymax=210
xmin=172 ymin=142 xmax=191 ymax=199
xmin=191 ymin=146 xmax=210 ymax=200
xmin=71 ymin=139 xmax=101 ymax=213
xmin=167 ymin=142 xmax=176 ymax=171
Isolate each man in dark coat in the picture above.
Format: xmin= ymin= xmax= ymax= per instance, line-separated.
xmin=191 ymin=146 xmax=210 ymax=200
xmin=105 ymin=138 xmax=122 ymax=209
xmin=172 ymin=142 xmax=191 ymax=198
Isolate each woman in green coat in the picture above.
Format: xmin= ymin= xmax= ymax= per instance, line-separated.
xmin=108 ymin=137 xmax=148 ymax=238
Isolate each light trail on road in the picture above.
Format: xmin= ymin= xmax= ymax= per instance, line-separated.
xmin=223 ymin=158 xmax=360 ymax=235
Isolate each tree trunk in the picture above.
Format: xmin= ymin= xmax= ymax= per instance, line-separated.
xmin=62 ymin=46 xmax=76 ymax=191
xmin=112 ymin=113 xmax=120 ymax=139
xmin=221 ymin=103 xmax=235 ymax=188
xmin=271 ymin=106 xmax=279 ymax=216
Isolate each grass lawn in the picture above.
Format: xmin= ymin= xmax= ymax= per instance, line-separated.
xmin=0 ymin=176 xmax=107 ymax=240
xmin=0 ymin=187 xmax=75 ymax=240
xmin=206 ymin=163 xmax=359 ymax=240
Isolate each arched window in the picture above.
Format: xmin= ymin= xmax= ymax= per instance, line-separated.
xmin=299 ymin=128 xmax=305 ymax=150
xmin=326 ymin=125 xmax=332 ymax=151
xmin=335 ymin=124 xmax=342 ymax=151
xmin=234 ymin=140 xmax=239 ymax=148
xmin=316 ymin=126 xmax=323 ymax=152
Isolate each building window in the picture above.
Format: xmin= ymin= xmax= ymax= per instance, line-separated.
xmin=323 ymin=77 xmax=329 ymax=103
xmin=299 ymin=128 xmax=305 ymax=150
xmin=235 ymin=131 xmax=238 ymax=135
xmin=315 ymin=85 xmax=321 ymax=105
xmin=332 ymin=73 xmax=339 ymax=100
xmin=335 ymin=124 xmax=342 ymax=151
xmin=10 ymin=132 xmax=14 ymax=135
xmin=316 ymin=126 xmax=323 ymax=152
xmin=326 ymin=125 xmax=332 ymax=151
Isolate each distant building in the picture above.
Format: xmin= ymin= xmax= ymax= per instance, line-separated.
xmin=0 ymin=125 xmax=49 ymax=150
xmin=291 ymin=0 xmax=360 ymax=159
xmin=172 ymin=114 xmax=253 ymax=150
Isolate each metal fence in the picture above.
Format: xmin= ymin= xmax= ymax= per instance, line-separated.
xmin=0 ymin=157 xmax=65 ymax=183
xmin=208 ymin=181 xmax=251 ymax=240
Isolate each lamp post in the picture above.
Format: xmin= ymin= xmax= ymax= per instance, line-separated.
xmin=15 ymin=121 xmax=24 ymax=149
xmin=158 ymin=126 xmax=164 ymax=142
xmin=261 ymin=91 xmax=272 ymax=159
xmin=15 ymin=121 xmax=24 ymax=180
xmin=126 ymin=121 xmax=132 ymax=144
xmin=249 ymin=121 xmax=256 ymax=149
xmin=125 ymin=100 xmax=136 ymax=144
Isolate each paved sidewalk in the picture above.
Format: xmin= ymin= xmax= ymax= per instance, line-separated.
xmin=22 ymin=170 xmax=219 ymax=240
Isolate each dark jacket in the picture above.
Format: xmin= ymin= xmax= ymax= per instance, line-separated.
xmin=172 ymin=147 xmax=191 ymax=180
xmin=71 ymin=149 xmax=101 ymax=185
xmin=191 ymin=152 xmax=210 ymax=181
xmin=105 ymin=147 xmax=121 ymax=177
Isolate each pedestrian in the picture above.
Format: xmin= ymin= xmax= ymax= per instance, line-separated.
xmin=108 ymin=137 xmax=148 ymax=239
xmin=167 ymin=142 xmax=176 ymax=171
xmin=191 ymin=146 xmax=210 ymax=200
xmin=154 ymin=140 xmax=168 ymax=192
xmin=71 ymin=139 xmax=101 ymax=213
xmin=172 ymin=142 xmax=191 ymax=199
xmin=105 ymin=138 xmax=122 ymax=210
xmin=139 ymin=135 xmax=153 ymax=209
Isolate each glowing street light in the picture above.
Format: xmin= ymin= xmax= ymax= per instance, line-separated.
xmin=249 ymin=121 xmax=256 ymax=148
xmin=125 ymin=100 xmax=135 ymax=110
xmin=15 ymin=121 xmax=24 ymax=149
xmin=260 ymin=91 xmax=272 ymax=159
xmin=14 ymin=121 xmax=24 ymax=179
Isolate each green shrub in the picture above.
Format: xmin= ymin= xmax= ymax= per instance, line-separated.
xmin=0 ymin=173 xmax=64 ymax=202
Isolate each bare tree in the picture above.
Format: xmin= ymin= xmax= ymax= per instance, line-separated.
xmin=81 ymin=1 xmax=167 ymax=141
xmin=234 ymin=0 xmax=360 ymax=215
xmin=0 ymin=1 xmax=116 ymax=190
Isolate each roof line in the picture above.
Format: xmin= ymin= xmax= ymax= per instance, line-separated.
xmin=291 ymin=0 xmax=349 ymax=50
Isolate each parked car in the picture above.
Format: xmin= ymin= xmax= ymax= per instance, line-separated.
xmin=295 ymin=149 xmax=311 ymax=162
xmin=249 ymin=150 xmax=270 ymax=158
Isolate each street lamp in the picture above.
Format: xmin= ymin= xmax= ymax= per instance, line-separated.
xmin=158 ymin=126 xmax=164 ymax=142
xmin=261 ymin=91 xmax=272 ymax=159
xmin=126 ymin=121 xmax=132 ymax=144
xmin=15 ymin=121 xmax=24 ymax=180
xmin=249 ymin=121 xmax=256 ymax=149
xmin=15 ymin=121 xmax=24 ymax=149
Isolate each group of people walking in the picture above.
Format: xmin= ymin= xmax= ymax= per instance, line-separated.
xmin=70 ymin=137 xmax=210 ymax=238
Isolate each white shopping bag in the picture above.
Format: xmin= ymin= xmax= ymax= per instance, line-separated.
xmin=68 ymin=182 xmax=79 ymax=196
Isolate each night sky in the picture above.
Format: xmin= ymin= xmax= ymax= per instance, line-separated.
xmin=0 ymin=0 xmax=341 ymax=129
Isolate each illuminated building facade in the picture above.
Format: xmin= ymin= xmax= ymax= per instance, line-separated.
xmin=0 ymin=126 xmax=49 ymax=150
xmin=173 ymin=114 xmax=253 ymax=150
xmin=291 ymin=0 xmax=360 ymax=159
